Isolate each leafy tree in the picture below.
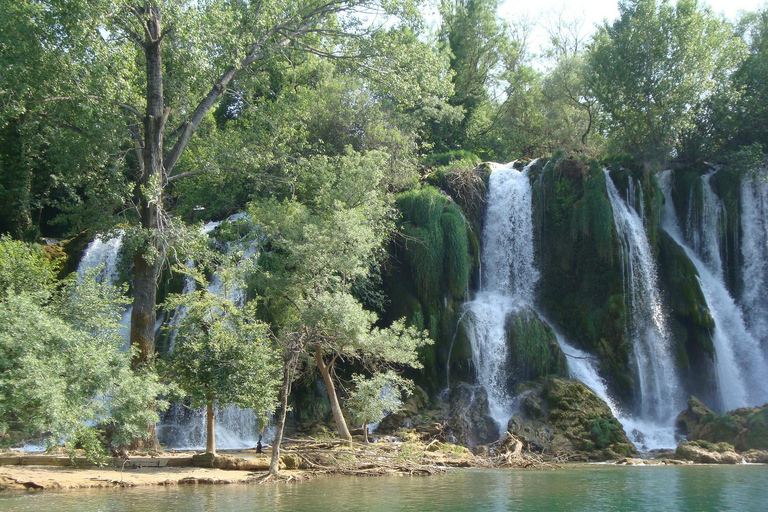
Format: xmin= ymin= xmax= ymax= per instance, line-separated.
xmin=346 ymin=371 xmax=412 ymax=443
xmin=435 ymin=0 xmax=509 ymax=152
xmin=0 ymin=0 xmax=448 ymax=371
xmin=248 ymin=150 xmax=429 ymax=472
xmin=588 ymin=0 xmax=741 ymax=165
xmin=0 ymin=237 xmax=166 ymax=461
xmin=726 ymin=8 xmax=768 ymax=151
xmin=163 ymin=288 xmax=280 ymax=455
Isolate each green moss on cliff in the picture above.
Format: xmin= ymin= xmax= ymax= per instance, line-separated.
xmin=534 ymin=157 xmax=633 ymax=402
xmin=504 ymin=308 xmax=568 ymax=384
xmin=386 ymin=186 xmax=476 ymax=392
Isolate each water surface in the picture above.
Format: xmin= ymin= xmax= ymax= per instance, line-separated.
xmin=2 ymin=465 xmax=766 ymax=512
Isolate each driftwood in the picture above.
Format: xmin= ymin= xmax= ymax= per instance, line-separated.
xmin=280 ymin=438 xmax=446 ymax=477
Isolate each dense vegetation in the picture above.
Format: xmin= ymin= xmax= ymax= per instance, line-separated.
xmin=1 ymin=0 xmax=768 ymax=465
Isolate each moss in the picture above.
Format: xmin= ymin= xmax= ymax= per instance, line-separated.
xmin=386 ymin=186 xmax=477 ymax=394
xmin=590 ymin=416 xmax=624 ymax=449
xmin=656 ymin=229 xmax=717 ymax=397
xmin=743 ymin=408 xmax=768 ymax=450
xmin=441 ymin=205 xmax=470 ymax=299
xmin=504 ymin=308 xmax=568 ymax=384
xmin=534 ymin=156 xmax=633 ymax=404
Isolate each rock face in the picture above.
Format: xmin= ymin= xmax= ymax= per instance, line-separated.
xmin=675 ymin=441 xmax=742 ymax=464
xmin=377 ymin=383 xmax=499 ymax=447
xmin=503 ymin=307 xmax=568 ymax=386
xmin=675 ymin=396 xmax=768 ymax=452
xmin=506 ymin=378 xmax=635 ymax=461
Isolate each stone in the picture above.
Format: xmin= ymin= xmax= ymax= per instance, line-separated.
xmin=505 ymin=377 xmax=635 ymax=461
xmin=675 ymin=442 xmax=743 ymax=464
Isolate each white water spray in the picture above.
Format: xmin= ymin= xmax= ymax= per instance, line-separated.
xmin=740 ymin=171 xmax=768 ymax=349
xmin=604 ymin=170 xmax=683 ymax=422
xmin=659 ymin=171 xmax=768 ymax=411
xmin=463 ymin=161 xmax=539 ymax=432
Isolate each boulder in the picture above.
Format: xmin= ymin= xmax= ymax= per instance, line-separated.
xmin=503 ymin=307 xmax=568 ymax=387
xmin=675 ymin=398 xmax=768 ymax=452
xmin=675 ymin=396 xmax=714 ymax=437
xmin=675 ymin=441 xmax=742 ymax=464
xmin=506 ymin=377 xmax=636 ymax=461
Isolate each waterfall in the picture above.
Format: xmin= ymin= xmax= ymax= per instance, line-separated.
xmin=660 ymin=171 xmax=768 ymax=411
xmin=740 ymin=172 xmax=768 ymax=349
xmin=685 ymin=171 xmax=727 ymax=280
xmin=604 ymin=170 xmax=683 ymax=422
xmin=77 ymin=232 xmax=133 ymax=344
xmin=463 ymin=161 xmax=539 ymax=432
xmin=160 ymin=213 xmax=267 ymax=450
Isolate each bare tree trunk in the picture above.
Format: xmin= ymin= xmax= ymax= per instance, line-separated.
xmin=314 ymin=346 xmax=352 ymax=442
xmin=269 ymin=351 xmax=299 ymax=476
xmin=363 ymin=421 xmax=369 ymax=444
xmin=206 ymin=401 xmax=216 ymax=455
xmin=130 ymin=4 xmax=166 ymax=369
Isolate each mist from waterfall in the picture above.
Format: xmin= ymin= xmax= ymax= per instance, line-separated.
xmin=604 ymin=170 xmax=684 ymax=423
xmin=659 ymin=171 xmax=768 ymax=411
xmin=463 ymin=161 xmax=539 ymax=432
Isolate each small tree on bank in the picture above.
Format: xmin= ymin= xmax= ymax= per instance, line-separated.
xmin=163 ymin=289 xmax=280 ymax=455
xmin=346 ymin=371 xmax=412 ymax=443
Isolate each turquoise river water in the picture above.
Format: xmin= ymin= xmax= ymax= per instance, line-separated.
xmin=1 ymin=465 xmax=766 ymax=511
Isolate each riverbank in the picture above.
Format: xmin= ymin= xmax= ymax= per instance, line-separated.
xmin=0 ymin=433 xmax=557 ymax=491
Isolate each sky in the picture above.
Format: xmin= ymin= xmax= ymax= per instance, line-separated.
xmin=492 ymin=0 xmax=768 ymax=65
xmin=497 ymin=0 xmax=768 ymax=31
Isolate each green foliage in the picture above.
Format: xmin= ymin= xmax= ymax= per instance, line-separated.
xmin=0 ymin=236 xmax=56 ymax=301
xmin=396 ymin=187 xmax=471 ymax=304
xmin=163 ymin=289 xmax=280 ymax=415
xmin=590 ymin=416 xmax=623 ymax=449
xmin=589 ymin=0 xmax=743 ymax=164
xmin=0 ymin=256 xmax=166 ymax=459
xmin=346 ymin=371 xmax=413 ymax=426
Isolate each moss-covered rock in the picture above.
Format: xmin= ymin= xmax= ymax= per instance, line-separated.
xmin=385 ymin=186 xmax=477 ymax=393
xmin=506 ymin=377 xmax=636 ymax=461
xmin=503 ymin=307 xmax=568 ymax=386
xmin=675 ymin=397 xmax=768 ymax=452
xmin=533 ymin=157 xmax=633 ymax=403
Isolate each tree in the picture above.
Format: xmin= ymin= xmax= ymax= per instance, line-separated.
xmin=247 ymin=150 xmax=429 ymax=472
xmin=346 ymin=371 xmax=412 ymax=443
xmin=0 ymin=0 xmax=445 ymax=369
xmin=163 ymin=282 xmax=280 ymax=455
xmin=588 ymin=0 xmax=740 ymax=165
xmin=0 ymin=237 xmax=166 ymax=460
xmin=434 ymin=0 xmax=510 ymax=152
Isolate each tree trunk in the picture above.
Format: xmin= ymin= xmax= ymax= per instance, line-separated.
xmin=206 ymin=400 xmax=216 ymax=455
xmin=314 ymin=346 xmax=352 ymax=442
xmin=363 ymin=421 xmax=368 ymax=444
xmin=130 ymin=3 xmax=167 ymax=369
xmin=269 ymin=351 xmax=299 ymax=476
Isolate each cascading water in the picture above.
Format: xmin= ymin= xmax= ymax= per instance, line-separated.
xmin=659 ymin=171 xmax=768 ymax=411
xmin=463 ymin=161 xmax=539 ymax=432
xmin=604 ymin=170 xmax=684 ymax=423
xmin=159 ymin=213 xmax=269 ymax=450
xmin=740 ymin=170 xmax=768 ymax=349
xmin=685 ymin=171 xmax=727 ymax=280
xmin=77 ymin=231 xmax=133 ymax=344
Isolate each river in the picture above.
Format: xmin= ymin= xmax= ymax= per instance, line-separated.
xmin=1 ymin=466 xmax=766 ymax=511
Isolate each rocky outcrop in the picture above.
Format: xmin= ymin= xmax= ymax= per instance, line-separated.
xmin=506 ymin=378 xmax=636 ymax=461
xmin=674 ymin=441 xmax=742 ymax=464
xmin=377 ymin=383 xmax=498 ymax=447
xmin=503 ymin=307 xmax=568 ymax=386
xmin=675 ymin=397 xmax=768 ymax=452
